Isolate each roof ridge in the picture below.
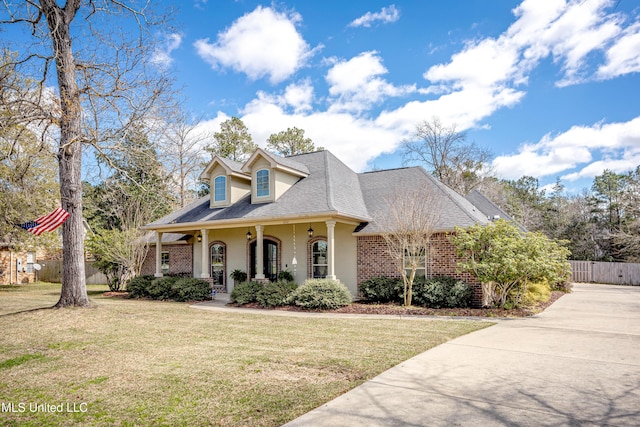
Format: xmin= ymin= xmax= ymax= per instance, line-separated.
xmin=323 ymin=150 xmax=335 ymax=211
xmin=360 ymin=166 xmax=413 ymax=174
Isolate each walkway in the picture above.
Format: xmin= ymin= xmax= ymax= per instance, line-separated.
xmin=284 ymin=284 xmax=640 ymax=426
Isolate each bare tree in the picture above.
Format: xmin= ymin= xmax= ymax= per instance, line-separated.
xmin=379 ymin=187 xmax=441 ymax=306
xmin=158 ymin=107 xmax=210 ymax=207
xmin=401 ymin=116 xmax=492 ymax=195
xmin=1 ymin=1 xmax=173 ymax=307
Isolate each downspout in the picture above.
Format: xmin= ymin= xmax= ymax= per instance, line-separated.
xmin=9 ymin=249 xmax=13 ymax=285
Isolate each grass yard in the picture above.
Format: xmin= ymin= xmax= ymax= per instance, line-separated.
xmin=0 ymin=283 xmax=492 ymax=426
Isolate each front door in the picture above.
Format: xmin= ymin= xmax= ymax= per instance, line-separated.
xmin=250 ymin=239 xmax=278 ymax=281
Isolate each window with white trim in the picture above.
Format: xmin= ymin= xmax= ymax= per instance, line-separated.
xmin=403 ymin=246 xmax=426 ymax=278
xmin=214 ymin=175 xmax=226 ymax=202
xmin=161 ymin=251 xmax=170 ymax=274
xmin=26 ymin=252 xmax=35 ymax=274
xmin=256 ymin=169 xmax=269 ymax=197
xmin=311 ymin=240 xmax=328 ymax=278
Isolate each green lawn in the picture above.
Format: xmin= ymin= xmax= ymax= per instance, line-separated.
xmin=0 ymin=282 xmax=492 ymax=426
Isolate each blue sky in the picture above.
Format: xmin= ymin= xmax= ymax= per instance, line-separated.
xmin=43 ymin=1 xmax=640 ymax=192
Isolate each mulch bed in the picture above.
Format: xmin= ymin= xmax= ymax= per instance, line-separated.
xmin=228 ymin=291 xmax=567 ymax=318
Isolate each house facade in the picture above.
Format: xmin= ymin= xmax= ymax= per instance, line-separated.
xmin=141 ymin=149 xmax=493 ymax=303
xmin=0 ymin=243 xmax=44 ymax=285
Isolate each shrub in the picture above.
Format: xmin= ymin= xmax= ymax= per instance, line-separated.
xmin=412 ymin=276 xmax=473 ymax=308
xmin=127 ymin=275 xmax=155 ymax=298
xmin=517 ymin=280 xmax=552 ymax=308
xmin=447 ymin=280 xmax=474 ymax=308
xmin=172 ymin=278 xmax=211 ymax=302
xmin=147 ymin=277 xmax=179 ymax=300
xmin=287 ymin=279 xmax=352 ymax=310
xmin=256 ymin=281 xmax=297 ymax=308
xmin=359 ymin=276 xmax=403 ymax=303
xmin=230 ymin=281 xmax=263 ymax=304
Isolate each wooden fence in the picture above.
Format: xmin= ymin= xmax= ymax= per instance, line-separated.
xmin=569 ymin=260 xmax=640 ymax=286
xmin=38 ymin=260 xmax=108 ymax=285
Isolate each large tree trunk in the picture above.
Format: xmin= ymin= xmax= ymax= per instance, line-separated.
xmin=41 ymin=0 xmax=90 ymax=307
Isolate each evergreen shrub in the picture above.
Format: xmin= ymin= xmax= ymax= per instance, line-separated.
xmin=172 ymin=278 xmax=212 ymax=302
xmin=287 ymin=279 xmax=352 ymax=310
xmin=126 ymin=275 xmax=155 ymax=298
xmin=230 ymin=281 xmax=263 ymax=304
xmin=358 ymin=276 xmax=403 ymax=303
xmin=256 ymin=281 xmax=298 ymax=307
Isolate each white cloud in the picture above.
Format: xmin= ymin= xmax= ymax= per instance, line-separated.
xmin=237 ymin=96 xmax=402 ymax=171
xmin=193 ymin=6 xmax=318 ymax=84
xmin=248 ymin=79 xmax=315 ymax=114
xmin=375 ymin=0 xmax=639 ymax=139
xmin=493 ymin=116 xmax=640 ymax=180
xmin=325 ymin=51 xmax=416 ymax=114
xmin=348 ymin=5 xmax=400 ymax=28
xmin=151 ymin=33 xmax=182 ymax=69
xmin=190 ymin=1 xmax=640 ymax=179
xmin=597 ymin=21 xmax=640 ymax=79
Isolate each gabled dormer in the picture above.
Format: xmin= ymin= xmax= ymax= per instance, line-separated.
xmin=241 ymin=148 xmax=309 ymax=204
xmin=199 ymin=156 xmax=251 ymax=208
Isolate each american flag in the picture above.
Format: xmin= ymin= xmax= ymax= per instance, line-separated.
xmin=18 ymin=207 xmax=70 ymax=236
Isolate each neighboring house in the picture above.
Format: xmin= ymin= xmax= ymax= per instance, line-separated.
xmin=0 ymin=241 xmax=44 ymax=285
xmin=141 ymin=148 xmax=497 ymax=303
xmin=1 ymin=218 xmax=96 ymax=285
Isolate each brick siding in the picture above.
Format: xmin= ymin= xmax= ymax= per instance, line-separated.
xmin=0 ymin=249 xmax=42 ymax=285
xmin=141 ymin=244 xmax=193 ymax=276
xmin=356 ymin=232 xmax=483 ymax=307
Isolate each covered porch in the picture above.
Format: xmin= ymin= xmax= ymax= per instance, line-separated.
xmin=147 ymin=217 xmax=360 ymax=295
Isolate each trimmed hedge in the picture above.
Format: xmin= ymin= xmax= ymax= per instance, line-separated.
xmin=359 ymin=275 xmax=473 ymax=308
xmin=412 ymin=276 xmax=473 ymax=308
xmin=359 ymin=276 xmax=403 ymax=303
xmin=286 ymin=279 xmax=352 ymax=310
xmin=126 ymin=275 xmax=155 ymax=298
xmin=172 ymin=278 xmax=212 ymax=302
xmin=229 ymin=281 xmax=263 ymax=304
xmin=256 ymin=281 xmax=298 ymax=308
xmin=126 ymin=275 xmax=211 ymax=302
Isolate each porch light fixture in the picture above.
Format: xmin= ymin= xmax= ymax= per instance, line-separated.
xmin=246 ymin=228 xmax=252 ymax=240
xmin=196 ymin=233 xmax=202 ymax=243
xmin=307 ymin=224 xmax=314 ymax=238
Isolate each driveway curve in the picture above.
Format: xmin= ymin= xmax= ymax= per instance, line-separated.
xmin=285 ymin=283 xmax=640 ymax=426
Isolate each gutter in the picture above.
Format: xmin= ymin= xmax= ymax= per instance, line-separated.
xmin=141 ymin=211 xmax=372 ymax=233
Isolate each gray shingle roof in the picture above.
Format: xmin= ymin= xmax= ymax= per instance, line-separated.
xmin=465 ymin=189 xmax=527 ymax=231
xmin=218 ymin=157 xmax=245 ymax=174
xmin=146 ymin=150 xmax=369 ymax=227
xmin=355 ymin=167 xmax=489 ymax=233
xmin=145 ymin=151 xmax=492 ymax=232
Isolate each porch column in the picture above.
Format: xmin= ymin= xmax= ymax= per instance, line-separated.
xmin=254 ymin=224 xmax=265 ymax=280
xmin=200 ymin=229 xmax=210 ymax=278
xmin=326 ymin=220 xmax=336 ymax=280
xmin=154 ymin=231 xmax=163 ymax=277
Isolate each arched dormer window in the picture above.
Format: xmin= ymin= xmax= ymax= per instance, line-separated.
xmin=256 ymin=169 xmax=270 ymax=197
xmin=214 ymin=175 xmax=226 ymax=202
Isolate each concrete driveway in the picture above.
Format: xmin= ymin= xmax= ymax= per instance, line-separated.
xmin=285 ymin=283 xmax=640 ymax=426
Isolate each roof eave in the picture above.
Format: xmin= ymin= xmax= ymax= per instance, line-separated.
xmin=141 ymin=211 xmax=372 ymax=233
